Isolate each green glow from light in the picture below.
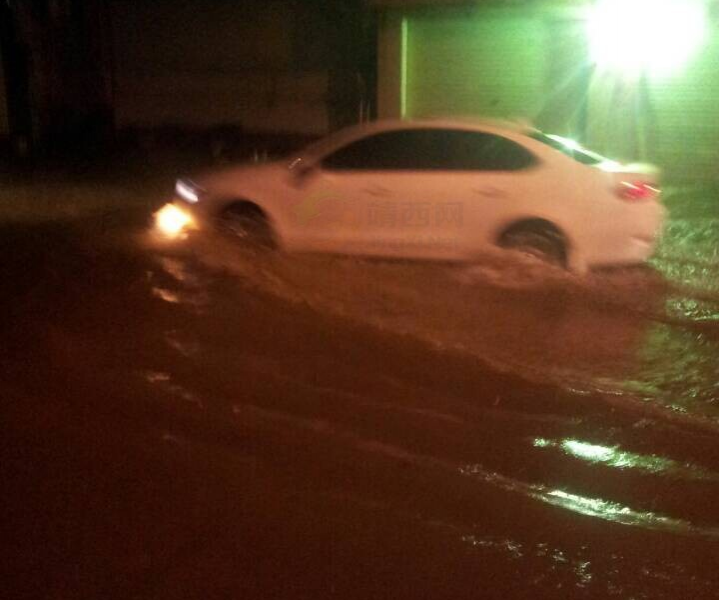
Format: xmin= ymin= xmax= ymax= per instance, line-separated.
xmin=400 ymin=17 xmax=409 ymax=119
xmin=588 ymin=0 xmax=706 ymax=75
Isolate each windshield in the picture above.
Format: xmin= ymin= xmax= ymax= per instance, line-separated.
xmin=530 ymin=132 xmax=607 ymax=166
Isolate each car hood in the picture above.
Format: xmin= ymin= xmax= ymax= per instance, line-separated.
xmin=193 ymin=160 xmax=289 ymax=190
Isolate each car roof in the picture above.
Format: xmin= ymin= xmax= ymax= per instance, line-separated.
xmin=299 ymin=117 xmax=536 ymax=161
xmin=346 ymin=117 xmax=533 ymax=137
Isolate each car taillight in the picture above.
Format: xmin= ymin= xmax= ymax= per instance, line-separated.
xmin=617 ymin=181 xmax=661 ymax=201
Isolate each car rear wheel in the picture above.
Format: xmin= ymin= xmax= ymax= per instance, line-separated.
xmin=499 ymin=224 xmax=566 ymax=268
xmin=218 ymin=203 xmax=275 ymax=249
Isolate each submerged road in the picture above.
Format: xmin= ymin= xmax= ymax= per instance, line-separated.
xmin=2 ymin=184 xmax=719 ymax=599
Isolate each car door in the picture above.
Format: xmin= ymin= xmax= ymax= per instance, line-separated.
xmin=290 ymin=127 xmax=541 ymax=259
xmin=426 ymin=129 xmax=546 ymax=257
xmin=287 ymin=129 xmax=462 ymax=258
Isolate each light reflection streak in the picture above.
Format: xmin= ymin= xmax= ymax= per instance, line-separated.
xmin=158 ymin=257 xmax=198 ymax=285
xmin=460 ymin=464 xmax=719 ymax=537
xmin=164 ymin=331 xmax=200 ymax=357
xmin=543 ymin=490 xmax=665 ymax=526
xmin=461 ymin=536 xmax=593 ymax=587
xmin=151 ymin=286 xmax=181 ymax=304
xmin=232 ymin=403 xmax=719 ymax=537
xmin=533 ymin=437 xmax=719 ymax=481
xmin=149 ymin=283 xmax=210 ymax=311
xmin=144 ymin=370 xmax=203 ymax=408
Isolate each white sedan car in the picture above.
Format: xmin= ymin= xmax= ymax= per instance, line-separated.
xmin=158 ymin=119 xmax=664 ymax=272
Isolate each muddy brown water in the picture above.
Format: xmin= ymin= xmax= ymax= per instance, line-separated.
xmin=2 ymin=192 xmax=719 ymax=599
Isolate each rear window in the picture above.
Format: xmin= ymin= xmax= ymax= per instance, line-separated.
xmin=530 ymin=132 xmax=606 ymax=166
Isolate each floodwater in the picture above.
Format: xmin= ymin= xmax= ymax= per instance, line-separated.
xmin=2 ymin=187 xmax=719 ymax=599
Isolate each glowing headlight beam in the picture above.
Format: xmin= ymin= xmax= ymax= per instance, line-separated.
xmin=154 ymin=203 xmax=195 ymax=239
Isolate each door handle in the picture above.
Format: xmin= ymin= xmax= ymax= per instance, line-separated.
xmin=363 ymin=185 xmax=392 ymax=197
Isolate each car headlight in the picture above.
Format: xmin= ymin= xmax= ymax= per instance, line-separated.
xmin=154 ymin=203 xmax=195 ymax=238
xmin=175 ymin=179 xmax=205 ymax=204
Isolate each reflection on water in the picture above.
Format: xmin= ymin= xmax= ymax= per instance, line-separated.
xmin=630 ymin=323 xmax=719 ymax=418
xmin=460 ymin=464 xmax=719 ymax=537
xmin=143 ymin=370 xmax=204 ymax=408
xmin=151 ymin=286 xmax=181 ymax=304
xmin=461 ymin=535 xmax=594 ymax=588
xmin=6 ymin=204 xmax=719 ymax=600
xmin=164 ymin=330 xmax=201 ymax=357
xmin=666 ymin=297 xmax=719 ymax=324
xmin=176 ymin=227 xmax=719 ymax=427
xmin=540 ymin=489 xmax=695 ymax=533
xmin=654 ymin=219 xmax=719 ymax=288
xmin=186 ymin=236 xmax=661 ymax=393
xmin=134 ymin=205 xmax=719 ymax=596
xmin=461 ymin=530 xmax=718 ymax=598
xmin=147 ymin=255 xmax=213 ymax=310
xmin=533 ymin=438 xmax=719 ymax=481
xmin=157 ymin=256 xmax=202 ymax=286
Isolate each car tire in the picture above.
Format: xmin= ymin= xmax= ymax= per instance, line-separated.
xmin=218 ymin=203 xmax=275 ymax=249
xmin=499 ymin=225 xmax=566 ymax=267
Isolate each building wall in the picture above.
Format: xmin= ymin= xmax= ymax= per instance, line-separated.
xmin=111 ymin=0 xmax=332 ymax=134
xmin=404 ymin=10 xmax=547 ymax=120
xmin=377 ymin=6 xmax=586 ymax=129
xmin=377 ymin=2 xmax=719 ymax=180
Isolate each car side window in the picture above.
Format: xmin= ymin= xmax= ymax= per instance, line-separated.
xmin=321 ymin=131 xmax=436 ymax=171
xmin=321 ymin=129 xmax=536 ymax=172
xmin=439 ymin=130 xmax=537 ymax=171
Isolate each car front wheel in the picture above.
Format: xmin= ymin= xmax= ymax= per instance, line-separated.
xmin=218 ymin=203 xmax=275 ymax=249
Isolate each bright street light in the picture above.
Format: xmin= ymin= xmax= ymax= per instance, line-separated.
xmin=587 ymin=0 xmax=706 ymax=76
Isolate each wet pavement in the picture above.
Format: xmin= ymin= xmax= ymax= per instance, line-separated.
xmin=2 ymin=180 xmax=719 ymax=599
